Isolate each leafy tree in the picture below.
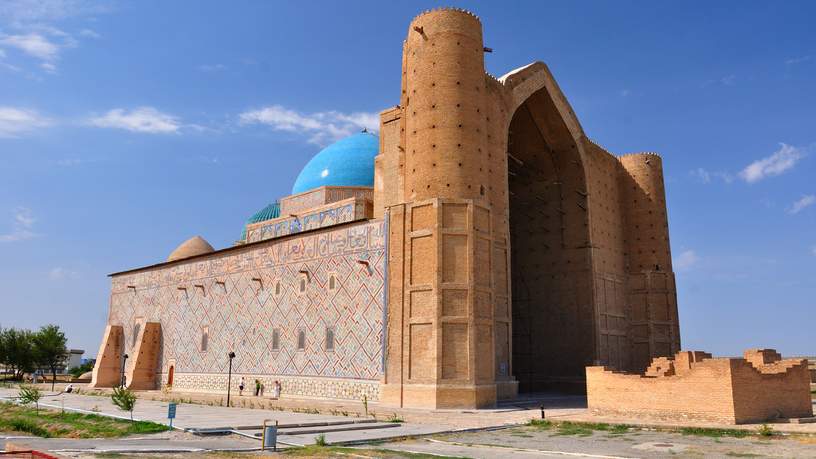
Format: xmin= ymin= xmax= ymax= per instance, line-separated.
xmin=0 ymin=328 xmax=36 ymax=380
xmin=111 ymin=386 xmax=137 ymax=421
xmin=19 ymin=385 xmax=42 ymax=413
xmin=33 ymin=325 xmax=68 ymax=391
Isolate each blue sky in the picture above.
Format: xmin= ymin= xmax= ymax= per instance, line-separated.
xmin=0 ymin=1 xmax=813 ymax=358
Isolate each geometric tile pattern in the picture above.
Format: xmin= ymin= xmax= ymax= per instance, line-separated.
xmin=245 ymin=198 xmax=368 ymax=243
xmin=108 ymin=221 xmax=386 ymax=384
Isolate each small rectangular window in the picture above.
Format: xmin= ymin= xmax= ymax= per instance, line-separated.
xmin=297 ymin=330 xmax=306 ymax=350
xmin=325 ymin=328 xmax=334 ymax=351
xmin=275 ymin=281 xmax=281 ymax=296
xmin=299 ymin=278 xmax=306 ymax=293
xmin=328 ymin=274 xmax=336 ymax=290
xmin=272 ymin=329 xmax=280 ymax=351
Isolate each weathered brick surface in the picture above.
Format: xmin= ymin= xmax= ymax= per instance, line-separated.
xmin=587 ymin=350 xmax=813 ymax=424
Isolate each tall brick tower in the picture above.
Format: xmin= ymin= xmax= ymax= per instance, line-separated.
xmin=375 ymin=8 xmax=680 ymax=408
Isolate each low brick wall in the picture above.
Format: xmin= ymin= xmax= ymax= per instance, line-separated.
xmin=587 ymin=349 xmax=813 ymax=424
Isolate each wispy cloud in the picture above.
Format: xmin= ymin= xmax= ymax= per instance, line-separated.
xmin=788 ymin=194 xmax=815 ymax=215
xmin=198 ymin=63 xmax=225 ymax=72
xmin=0 ymin=106 xmax=51 ymax=137
xmin=88 ymin=107 xmax=181 ymax=134
xmin=48 ymin=266 xmax=79 ymax=280
xmin=79 ymin=28 xmax=100 ymax=39
xmin=0 ymin=207 xmax=37 ymax=242
xmin=739 ymin=143 xmax=804 ymax=183
xmin=619 ymin=89 xmax=631 ymax=97
xmin=785 ymin=55 xmax=811 ymax=65
xmin=0 ymin=0 xmax=111 ymax=73
xmin=704 ymin=74 xmax=736 ymax=87
xmin=690 ymin=167 xmax=734 ymax=184
xmin=239 ymin=104 xmax=379 ymax=146
xmin=674 ymin=249 xmax=699 ymax=271
xmin=0 ymin=0 xmax=110 ymax=24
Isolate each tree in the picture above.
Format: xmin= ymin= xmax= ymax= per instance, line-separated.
xmin=33 ymin=325 xmax=68 ymax=391
xmin=0 ymin=328 xmax=36 ymax=380
xmin=111 ymin=386 xmax=137 ymax=421
xmin=19 ymin=385 xmax=42 ymax=413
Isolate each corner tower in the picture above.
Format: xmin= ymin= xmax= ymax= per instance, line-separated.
xmin=381 ymin=8 xmax=504 ymax=409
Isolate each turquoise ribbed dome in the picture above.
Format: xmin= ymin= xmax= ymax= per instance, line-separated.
xmin=291 ymin=131 xmax=378 ymax=195
xmin=247 ymin=202 xmax=280 ymax=224
xmin=241 ymin=202 xmax=280 ymax=240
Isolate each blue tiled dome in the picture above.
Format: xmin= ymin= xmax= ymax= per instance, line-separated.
xmin=291 ymin=131 xmax=378 ymax=195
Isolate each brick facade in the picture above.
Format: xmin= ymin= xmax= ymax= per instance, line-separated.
xmin=96 ymin=221 xmax=386 ymax=400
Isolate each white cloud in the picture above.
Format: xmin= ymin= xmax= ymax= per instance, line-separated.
xmin=0 ymin=0 xmax=109 ymax=24
xmin=239 ymin=104 xmax=379 ymax=146
xmin=0 ymin=106 xmax=51 ymax=137
xmin=79 ymin=28 xmax=100 ymax=39
xmin=0 ymin=33 xmax=60 ymax=61
xmin=198 ymin=63 xmax=225 ymax=72
xmin=88 ymin=107 xmax=181 ymax=134
xmin=739 ymin=143 xmax=804 ymax=183
xmin=785 ymin=55 xmax=811 ymax=65
xmin=49 ymin=266 xmax=79 ymax=280
xmin=674 ymin=249 xmax=699 ymax=271
xmin=690 ymin=167 xmax=734 ymax=184
xmin=0 ymin=1 xmax=111 ymax=73
xmin=0 ymin=207 xmax=37 ymax=242
xmin=690 ymin=168 xmax=711 ymax=184
xmin=788 ymin=194 xmax=815 ymax=215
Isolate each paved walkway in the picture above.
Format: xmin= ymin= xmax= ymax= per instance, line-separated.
xmin=0 ymin=388 xmax=451 ymax=449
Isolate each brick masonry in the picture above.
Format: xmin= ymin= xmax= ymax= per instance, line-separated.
xmin=95 ymin=8 xmax=691 ymax=410
xmin=586 ymin=349 xmax=813 ymax=424
xmin=102 ymin=221 xmax=386 ymax=401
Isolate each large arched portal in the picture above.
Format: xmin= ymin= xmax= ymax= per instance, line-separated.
xmin=506 ymin=86 xmax=595 ymax=393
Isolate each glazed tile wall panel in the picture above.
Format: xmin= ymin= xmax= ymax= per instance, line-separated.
xmin=245 ymin=198 xmax=369 ymax=243
xmin=109 ymin=221 xmax=386 ymax=382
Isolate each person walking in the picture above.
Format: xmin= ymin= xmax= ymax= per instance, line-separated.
xmin=272 ymin=380 xmax=281 ymax=399
xmin=254 ymin=379 xmax=260 ymax=397
xmin=238 ymin=377 xmax=245 ymax=396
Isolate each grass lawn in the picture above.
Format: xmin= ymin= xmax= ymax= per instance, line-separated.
xmin=0 ymin=401 xmax=168 ymax=438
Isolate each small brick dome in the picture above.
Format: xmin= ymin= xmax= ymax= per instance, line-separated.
xmin=167 ymin=236 xmax=214 ymax=262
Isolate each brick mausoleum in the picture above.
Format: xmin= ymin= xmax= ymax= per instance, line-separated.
xmin=91 ymin=8 xmax=683 ymax=409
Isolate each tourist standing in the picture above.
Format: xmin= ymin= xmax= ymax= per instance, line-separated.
xmin=254 ymin=379 xmax=260 ymax=397
xmin=272 ymin=380 xmax=281 ymax=399
xmin=238 ymin=376 xmax=245 ymax=396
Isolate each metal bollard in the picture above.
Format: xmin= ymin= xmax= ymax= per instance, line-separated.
xmin=262 ymin=419 xmax=278 ymax=451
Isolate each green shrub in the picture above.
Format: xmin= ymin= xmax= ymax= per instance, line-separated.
xmin=315 ymin=433 xmax=327 ymax=446
xmin=18 ymin=385 xmax=42 ymax=413
xmin=111 ymin=386 xmax=137 ymax=421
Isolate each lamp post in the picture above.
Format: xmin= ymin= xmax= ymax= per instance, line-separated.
xmin=120 ymin=354 xmax=129 ymax=387
xmin=226 ymin=352 xmax=236 ymax=407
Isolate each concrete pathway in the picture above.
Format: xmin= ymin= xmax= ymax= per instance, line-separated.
xmin=0 ymin=388 xmax=451 ymax=449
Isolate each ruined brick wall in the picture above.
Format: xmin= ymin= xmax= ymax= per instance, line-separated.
xmin=104 ymin=221 xmax=386 ymax=400
xmin=587 ymin=350 xmax=813 ymax=424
